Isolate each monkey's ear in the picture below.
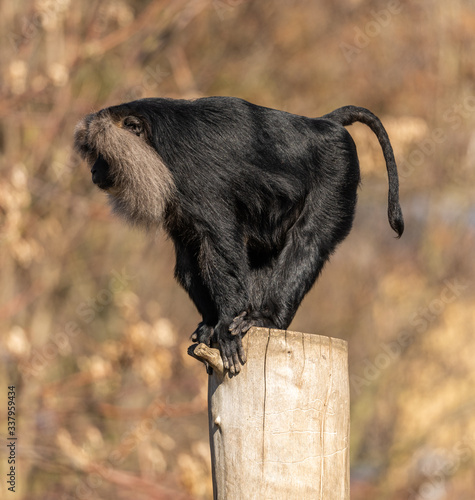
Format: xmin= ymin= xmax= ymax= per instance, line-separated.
xmin=123 ymin=116 xmax=144 ymax=138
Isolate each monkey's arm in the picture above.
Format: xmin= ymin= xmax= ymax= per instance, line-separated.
xmin=173 ymin=240 xmax=218 ymax=346
xmin=196 ymin=233 xmax=250 ymax=374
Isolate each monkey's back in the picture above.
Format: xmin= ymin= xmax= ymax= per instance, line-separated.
xmin=131 ymin=97 xmax=358 ymax=246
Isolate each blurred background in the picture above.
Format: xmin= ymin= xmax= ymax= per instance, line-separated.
xmin=1 ymin=1 xmax=474 ymax=498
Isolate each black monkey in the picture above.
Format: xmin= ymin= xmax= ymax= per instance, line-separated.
xmin=74 ymin=97 xmax=403 ymax=374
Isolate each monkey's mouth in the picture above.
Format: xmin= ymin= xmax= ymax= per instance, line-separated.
xmin=91 ymin=166 xmax=115 ymax=190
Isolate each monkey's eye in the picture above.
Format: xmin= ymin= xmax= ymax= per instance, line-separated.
xmin=123 ymin=116 xmax=143 ymax=137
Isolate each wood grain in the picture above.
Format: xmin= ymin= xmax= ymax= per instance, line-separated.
xmin=202 ymin=327 xmax=350 ymax=500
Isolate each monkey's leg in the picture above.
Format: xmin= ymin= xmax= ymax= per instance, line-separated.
xmin=231 ymin=217 xmax=331 ymax=335
xmin=197 ymin=235 xmax=251 ymax=374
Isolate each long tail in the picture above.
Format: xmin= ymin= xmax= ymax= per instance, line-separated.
xmin=323 ymin=105 xmax=404 ymax=238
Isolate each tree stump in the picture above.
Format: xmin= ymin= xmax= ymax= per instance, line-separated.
xmin=191 ymin=327 xmax=350 ymax=500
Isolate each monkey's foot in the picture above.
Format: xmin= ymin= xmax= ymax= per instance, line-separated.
xmin=191 ymin=322 xmax=214 ymax=345
xmin=216 ymin=327 xmax=247 ymax=375
xmin=229 ymin=311 xmax=276 ymax=336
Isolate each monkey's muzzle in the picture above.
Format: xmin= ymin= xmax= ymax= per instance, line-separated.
xmin=90 ymin=154 xmax=115 ymax=190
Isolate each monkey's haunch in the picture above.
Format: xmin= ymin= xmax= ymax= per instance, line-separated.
xmin=74 ymin=96 xmax=404 ymax=375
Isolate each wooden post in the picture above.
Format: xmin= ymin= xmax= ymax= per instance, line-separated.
xmin=191 ymin=327 xmax=350 ymax=500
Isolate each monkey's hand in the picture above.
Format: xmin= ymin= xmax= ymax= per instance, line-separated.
xmin=191 ymin=322 xmax=214 ymax=345
xmin=190 ymin=323 xmax=216 ymax=374
xmin=215 ymin=321 xmax=247 ymax=375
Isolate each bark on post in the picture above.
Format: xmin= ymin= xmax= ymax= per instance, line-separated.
xmin=191 ymin=327 xmax=350 ymax=500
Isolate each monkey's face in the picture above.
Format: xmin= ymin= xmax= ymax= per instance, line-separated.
xmin=74 ymin=103 xmax=175 ymax=228
xmin=74 ymin=111 xmax=148 ymax=192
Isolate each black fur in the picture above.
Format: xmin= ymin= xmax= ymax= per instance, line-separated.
xmin=76 ymin=97 xmax=404 ymax=374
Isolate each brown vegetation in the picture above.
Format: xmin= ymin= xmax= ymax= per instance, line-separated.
xmin=1 ymin=1 xmax=474 ymax=498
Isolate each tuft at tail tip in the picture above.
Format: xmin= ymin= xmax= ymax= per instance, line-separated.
xmin=389 ymin=206 xmax=404 ymax=238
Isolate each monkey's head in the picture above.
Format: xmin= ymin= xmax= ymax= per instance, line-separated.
xmin=74 ymin=102 xmax=175 ymax=229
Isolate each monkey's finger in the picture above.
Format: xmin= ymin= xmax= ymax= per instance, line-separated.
xmin=225 ymin=342 xmax=240 ymax=375
xmin=221 ymin=347 xmax=230 ymax=372
xmin=191 ymin=325 xmax=201 ymax=342
xmin=226 ymin=343 xmax=236 ymax=374
xmin=238 ymin=341 xmax=247 ymax=365
xmin=231 ymin=350 xmax=241 ymax=373
xmin=229 ymin=325 xmax=241 ymax=336
xmin=229 ymin=311 xmax=247 ymax=333
xmin=230 ymin=322 xmax=250 ymax=336
xmin=240 ymin=322 xmax=253 ymax=334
